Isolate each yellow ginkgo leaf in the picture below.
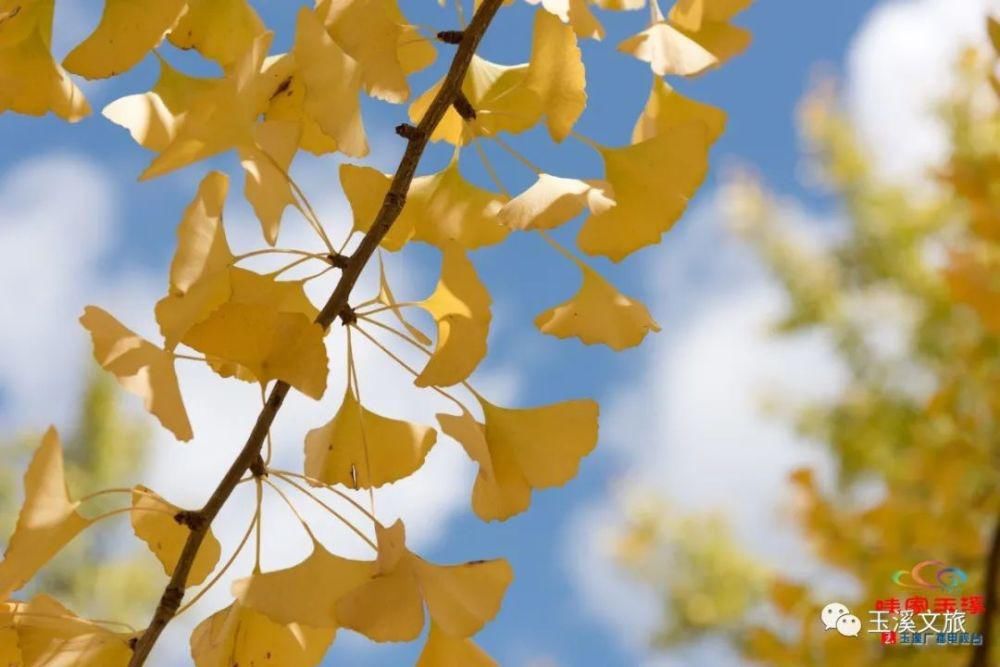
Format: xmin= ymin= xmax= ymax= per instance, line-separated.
xmin=10 ymin=595 xmax=134 ymax=666
xmin=0 ymin=0 xmax=90 ymax=121
xmin=617 ymin=19 xmax=718 ymax=77
xmin=415 ymin=245 xmax=492 ymax=387
xmin=340 ymin=164 xmax=413 ymax=250
xmin=438 ymin=397 xmax=599 ymax=521
xmin=234 ymin=542 xmax=373 ymax=628
xmin=676 ymin=19 xmax=751 ymax=66
xmin=106 ymin=33 xmax=287 ymax=181
xmin=239 ymin=119 xmax=300 ymax=245
xmin=668 ymin=0 xmax=753 ymax=32
xmin=167 ymin=171 xmax=233 ymax=296
xmin=183 ymin=302 xmax=328 ymax=399
xmin=577 ymin=125 xmax=710 ymax=261
xmin=190 ymin=602 xmax=335 ymax=667
xmin=81 ymin=306 xmax=193 ymax=441
xmin=416 ymin=623 xmax=498 ymax=667
xmin=0 ymin=429 xmax=91 ymax=601
xmin=498 ymin=174 xmax=614 ymax=231
xmin=0 ymin=612 xmax=18 ymax=665
xmin=632 ymin=76 xmax=726 ymax=143
xmin=156 ymin=268 xmax=319 ymax=353
xmin=408 ymin=161 xmax=509 ymax=249
xmin=343 ymin=160 xmax=508 ymax=251
xmin=526 ymin=9 xmax=587 ymax=142
xmin=101 ymin=54 xmax=215 ymax=153
xmin=291 ymin=7 xmax=368 ymax=158
xmin=168 ymin=0 xmax=266 ymax=67
xmin=62 ymin=0 xmax=185 ymax=79
xmin=130 ymin=486 xmax=221 ymax=586
xmin=534 ymin=264 xmax=661 ymax=349
xmin=262 ymin=53 xmax=340 ymax=156
xmin=409 ymin=55 xmax=542 ymax=145
xmin=304 ymin=387 xmax=437 ymax=489
xmin=315 ymin=0 xmax=435 ymax=103
xmin=527 ymin=0 xmax=605 ymax=41
xmin=336 ymin=521 xmax=512 ymax=641
xmin=377 ymin=255 xmax=432 ymax=346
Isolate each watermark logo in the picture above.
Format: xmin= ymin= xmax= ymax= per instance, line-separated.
xmin=820 ymin=560 xmax=984 ymax=647
xmin=820 ymin=602 xmax=861 ymax=637
xmin=891 ymin=560 xmax=968 ymax=594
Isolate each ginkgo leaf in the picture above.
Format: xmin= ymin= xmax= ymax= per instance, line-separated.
xmin=527 ymin=0 xmax=605 ymax=41
xmin=291 ymin=7 xmax=368 ymax=158
xmin=345 ymin=160 xmax=508 ymax=251
xmin=239 ymin=119 xmax=300 ymax=245
xmin=438 ymin=397 xmax=599 ymax=521
xmin=0 ymin=613 xmax=18 ymax=666
xmin=498 ymin=174 xmax=614 ymax=231
xmin=677 ymin=19 xmax=751 ymax=66
xmin=168 ymin=171 xmax=234 ymax=295
xmin=377 ymin=255 xmax=432 ymax=346
xmin=304 ymin=387 xmax=437 ymax=489
xmin=101 ymin=54 xmax=215 ymax=153
xmin=526 ymin=9 xmax=587 ymax=142
xmin=409 ymin=55 xmax=542 ymax=145
xmin=668 ymin=0 xmax=753 ymax=32
xmin=130 ymin=486 xmax=221 ymax=586
xmin=632 ymin=76 xmax=726 ymax=144
xmin=154 ymin=172 xmax=315 ymax=350
xmin=577 ymin=125 xmax=710 ymax=261
xmin=315 ymin=0 xmax=435 ymax=103
xmin=234 ymin=542 xmax=373 ymax=628
xmin=0 ymin=0 xmax=90 ymax=121
xmin=168 ymin=0 xmax=266 ymax=67
xmin=262 ymin=53 xmax=340 ymax=156
xmin=157 ymin=268 xmax=319 ymax=352
xmin=340 ymin=164 xmax=412 ymax=250
xmin=191 ymin=602 xmax=335 ymax=667
xmin=183 ymin=302 xmax=328 ymax=399
xmin=416 ymin=623 xmax=498 ymax=667
xmin=617 ymin=18 xmax=718 ymax=77
xmin=106 ymin=33 xmax=289 ymax=180
xmin=9 ymin=595 xmax=134 ymax=666
xmin=336 ymin=521 xmax=512 ymax=641
xmin=415 ymin=244 xmax=492 ymax=387
xmin=81 ymin=306 xmax=193 ymax=441
xmin=0 ymin=429 xmax=92 ymax=601
xmin=62 ymin=0 xmax=185 ymax=79
xmin=534 ymin=264 xmax=661 ymax=349
xmin=407 ymin=161 xmax=509 ymax=249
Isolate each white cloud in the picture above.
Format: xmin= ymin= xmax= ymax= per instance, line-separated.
xmin=846 ymin=0 xmax=998 ymax=184
xmin=0 ymin=155 xmax=116 ymax=431
xmin=0 ymin=155 xmax=508 ymax=665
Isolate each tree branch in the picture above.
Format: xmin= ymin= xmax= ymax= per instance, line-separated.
xmin=971 ymin=515 xmax=1000 ymax=667
xmin=126 ymin=2 xmax=502 ymax=662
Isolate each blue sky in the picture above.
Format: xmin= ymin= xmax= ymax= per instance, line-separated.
xmin=0 ymin=0 xmax=992 ymax=665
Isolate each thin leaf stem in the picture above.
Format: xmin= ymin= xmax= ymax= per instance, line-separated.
xmin=272 ymin=472 xmax=377 ymax=551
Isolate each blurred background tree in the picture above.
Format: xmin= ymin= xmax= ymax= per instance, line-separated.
xmin=615 ymin=18 xmax=1000 ymax=667
xmin=0 ymin=371 xmax=159 ymax=626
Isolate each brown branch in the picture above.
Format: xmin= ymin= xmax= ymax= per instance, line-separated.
xmin=971 ymin=515 xmax=1000 ymax=667
xmin=126 ymin=3 xmax=505 ymax=663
